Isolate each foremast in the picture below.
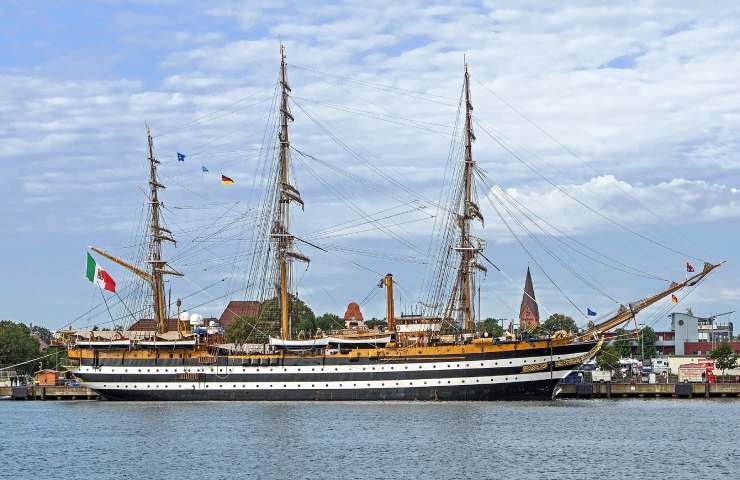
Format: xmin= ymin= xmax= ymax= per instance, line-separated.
xmin=273 ymin=44 xmax=308 ymax=339
xmin=448 ymin=61 xmax=485 ymax=333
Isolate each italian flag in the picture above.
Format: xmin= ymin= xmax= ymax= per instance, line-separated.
xmin=86 ymin=253 xmax=116 ymax=293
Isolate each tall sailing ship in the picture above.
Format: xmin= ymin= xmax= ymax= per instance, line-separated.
xmin=65 ymin=46 xmax=721 ymax=401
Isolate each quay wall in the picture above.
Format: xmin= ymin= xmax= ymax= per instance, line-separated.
xmin=558 ymin=382 xmax=740 ymax=399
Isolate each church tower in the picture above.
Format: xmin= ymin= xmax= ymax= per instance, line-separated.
xmin=519 ymin=267 xmax=540 ymax=330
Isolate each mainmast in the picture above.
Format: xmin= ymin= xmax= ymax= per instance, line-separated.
xmin=145 ymin=127 xmax=181 ymax=334
xmin=273 ymin=44 xmax=308 ymax=340
xmin=452 ymin=61 xmax=485 ymax=333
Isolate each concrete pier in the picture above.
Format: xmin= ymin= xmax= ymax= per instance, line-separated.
xmin=558 ymin=382 xmax=740 ymax=399
xmin=1 ymin=385 xmax=99 ymax=400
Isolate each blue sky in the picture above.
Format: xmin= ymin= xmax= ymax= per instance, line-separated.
xmin=2 ymin=0 xmax=739 ymax=332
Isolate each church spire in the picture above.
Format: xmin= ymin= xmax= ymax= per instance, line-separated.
xmin=519 ymin=267 xmax=539 ymax=330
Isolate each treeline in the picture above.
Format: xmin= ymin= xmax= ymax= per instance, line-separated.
xmin=0 ymin=320 xmax=66 ymax=374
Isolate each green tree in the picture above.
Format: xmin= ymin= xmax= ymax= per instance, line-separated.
xmin=0 ymin=321 xmax=42 ymax=374
xmin=596 ymin=345 xmax=621 ymax=371
xmin=637 ymin=326 xmax=657 ymax=360
xmin=30 ymin=325 xmax=54 ymax=344
xmin=709 ymin=342 xmax=739 ymax=380
xmin=315 ymin=313 xmax=342 ymax=332
xmin=224 ymin=316 xmax=259 ymax=344
xmin=365 ymin=318 xmax=387 ymax=330
xmin=252 ymin=295 xmax=316 ymax=340
xmin=613 ymin=328 xmax=632 ymax=358
xmin=477 ymin=318 xmax=504 ymax=337
xmin=542 ymin=314 xmax=578 ymax=333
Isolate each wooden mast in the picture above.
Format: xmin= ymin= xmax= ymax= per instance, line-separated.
xmin=273 ymin=44 xmax=307 ymax=340
xmin=454 ymin=60 xmax=483 ymax=333
xmin=145 ymin=127 xmax=181 ymax=334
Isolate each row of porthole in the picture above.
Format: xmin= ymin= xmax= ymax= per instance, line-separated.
xmin=103 ymin=377 xmax=523 ymax=390
xmin=112 ymin=358 xmax=557 ymax=375
xmin=102 ymin=357 xmax=566 ymax=375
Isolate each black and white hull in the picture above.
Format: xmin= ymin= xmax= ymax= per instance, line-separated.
xmin=74 ymin=341 xmax=597 ymax=401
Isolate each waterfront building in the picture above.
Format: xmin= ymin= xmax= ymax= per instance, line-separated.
xmin=604 ymin=309 xmax=738 ymax=357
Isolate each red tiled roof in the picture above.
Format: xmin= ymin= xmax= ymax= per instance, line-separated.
xmin=343 ymin=302 xmax=363 ymax=321
xmin=128 ymin=318 xmax=181 ymax=331
xmin=127 ymin=317 xmax=218 ymax=332
xmin=219 ymin=301 xmax=261 ymax=328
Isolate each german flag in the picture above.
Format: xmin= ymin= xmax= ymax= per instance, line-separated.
xmin=221 ymin=174 xmax=235 ymax=185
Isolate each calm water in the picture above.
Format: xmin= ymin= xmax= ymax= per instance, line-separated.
xmin=1 ymin=399 xmax=739 ymax=479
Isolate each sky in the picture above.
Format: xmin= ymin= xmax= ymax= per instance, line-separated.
xmin=1 ymin=0 xmax=739 ymax=332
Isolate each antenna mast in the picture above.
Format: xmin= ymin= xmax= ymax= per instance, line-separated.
xmin=273 ymin=44 xmax=308 ymax=340
xmin=146 ymin=128 xmax=182 ymax=334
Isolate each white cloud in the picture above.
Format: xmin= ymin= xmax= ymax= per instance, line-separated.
xmin=490 ymin=175 xmax=740 ymax=238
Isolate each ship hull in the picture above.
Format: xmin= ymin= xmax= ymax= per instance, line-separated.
xmin=74 ymin=340 xmax=597 ymax=401
xmin=97 ymin=379 xmax=561 ymax=401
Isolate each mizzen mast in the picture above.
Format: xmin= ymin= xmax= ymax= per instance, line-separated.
xmin=273 ymin=44 xmax=308 ymax=340
xmin=145 ymin=127 xmax=182 ymax=334
xmin=450 ymin=61 xmax=485 ymax=333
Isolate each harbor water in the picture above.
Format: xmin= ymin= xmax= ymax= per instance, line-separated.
xmin=1 ymin=400 xmax=738 ymax=479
